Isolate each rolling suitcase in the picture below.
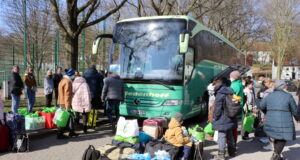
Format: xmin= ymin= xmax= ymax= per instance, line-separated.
xmin=143 ymin=118 xmax=163 ymax=139
xmin=0 ymin=125 xmax=10 ymax=151
xmin=6 ymin=113 xmax=26 ymax=145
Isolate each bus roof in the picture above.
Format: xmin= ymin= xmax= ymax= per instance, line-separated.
xmin=118 ymin=15 xmax=241 ymax=52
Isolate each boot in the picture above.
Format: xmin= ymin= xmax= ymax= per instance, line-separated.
xmin=214 ymin=150 xmax=225 ymax=160
xmin=271 ymin=153 xmax=283 ymax=160
xmin=83 ymin=125 xmax=88 ymax=134
xmin=228 ymin=146 xmax=236 ymax=157
xmin=69 ymin=131 xmax=79 ymax=137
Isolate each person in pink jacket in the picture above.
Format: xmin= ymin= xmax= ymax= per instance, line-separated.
xmin=72 ymin=76 xmax=91 ymax=134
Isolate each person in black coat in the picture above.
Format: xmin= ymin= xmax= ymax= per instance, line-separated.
xmin=212 ymin=80 xmax=237 ymax=160
xmin=53 ymin=67 xmax=63 ymax=106
xmin=83 ymin=64 xmax=104 ymax=109
xmin=10 ymin=65 xmax=24 ymax=113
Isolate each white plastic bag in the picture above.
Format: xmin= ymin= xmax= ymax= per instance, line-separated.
xmin=52 ymin=108 xmax=62 ymax=125
xmin=213 ymin=131 xmax=218 ymax=142
xmin=116 ymin=116 xmax=139 ymax=137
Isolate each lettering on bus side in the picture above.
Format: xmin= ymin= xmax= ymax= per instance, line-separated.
xmin=125 ymin=91 xmax=170 ymax=98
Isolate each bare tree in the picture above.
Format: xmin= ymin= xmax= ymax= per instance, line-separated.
xmin=49 ymin=0 xmax=127 ymax=69
xmin=263 ymin=0 xmax=299 ymax=79
xmin=4 ymin=0 xmax=53 ymax=84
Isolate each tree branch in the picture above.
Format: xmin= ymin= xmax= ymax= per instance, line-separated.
xmin=77 ymin=0 xmax=94 ymax=14
xmin=50 ymin=0 xmax=69 ymax=36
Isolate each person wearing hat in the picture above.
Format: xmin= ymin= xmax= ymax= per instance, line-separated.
xmin=44 ymin=69 xmax=54 ymax=107
xmin=164 ymin=112 xmax=192 ymax=160
xmin=260 ymin=80 xmax=300 ymax=160
xmin=57 ymin=68 xmax=78 ymax=139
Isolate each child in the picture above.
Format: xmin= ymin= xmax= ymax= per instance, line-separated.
xmin=164 ymin=112 xmax=192 ymax=160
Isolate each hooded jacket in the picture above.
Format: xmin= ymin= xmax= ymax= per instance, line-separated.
xmin=83 ymin=68 xmax=103 ymax=99
xmin=260 ymin=88 xmax=300 ymax=141
xmin=57 ymin=76 xmax=73 ymax=109
xmin=164 ymin=118 xmax=191 ymax=147
xmin=101 ymin=74 xmax=124 ymax=101
xmin=24 ymin=73 xmax=37 ymax=88
xmin=212 ymin=84 xmax=237 ymax=131
xmin=72 ymin=77 xmax=92 ymax=113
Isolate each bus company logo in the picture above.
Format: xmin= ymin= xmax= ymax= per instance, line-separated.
xmin=125 ymin=91 xmax=170 ymax=98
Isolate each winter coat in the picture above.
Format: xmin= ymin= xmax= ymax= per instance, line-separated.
xmin=260 ymin=89 xmax=300 ymax=141
xmin=230 ymin=80 xmax=245 ymax=118
xmin=212 ymin=84 xmax=238 ymax=131
xmin=83 ymin=68 xmax=103 ymax=99
xmin=207 ymin=83 xmax=215 ymax=107
xmin=72 ymin=77 xmax=91 ymax=113
xmin=44 ymin=76 xmax=54 ymax=95
xmin=57 ymin=76 xmax=73 ymax=109
xmin=164 ymin=118 xmax=191 ymax=147
xmin=101 ymin=74 xmax=124 ymax=101
xmin=10 ymin=72 xmax=24 ymax=95
xmin=53 ymin=73 xmax=63 ymax=89
xmin=244 ymin=88 xmax=255 ymax=106
xmin=0 ymin=95 xmax=4 ymax=120
xmin=24 ymin=73 xmax=37 ymax=88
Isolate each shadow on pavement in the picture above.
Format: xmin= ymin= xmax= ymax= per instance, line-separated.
xmin=235 ymin=139 xmax=269 ymax=156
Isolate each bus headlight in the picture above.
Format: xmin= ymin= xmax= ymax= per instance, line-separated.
xmin=163 ymin=100 xmax=183 ymax=106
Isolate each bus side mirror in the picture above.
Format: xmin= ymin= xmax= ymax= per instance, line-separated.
xmin=179 ymin=31 xmax=191 ymax=54
xmin=92 ymin=38 xmax=101 ymax=55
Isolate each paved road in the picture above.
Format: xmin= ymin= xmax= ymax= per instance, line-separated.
xmin=0 ymin=93 xmax=299 ymax=160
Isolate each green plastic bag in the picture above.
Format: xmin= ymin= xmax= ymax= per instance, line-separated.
xmin=243 ymin=113 xmax=255 ymax=133
xmin=42 ymin=106 xmax=58 ymax=113
xmin=25 ymin=116 xmax=45 ymax=130
xmin=25 ymin=111 xmax=39 ymax=118
xmin=56 ymin=110 xmax=70 ymax=128
xmin=114 ymin=135 xmax=138 ymax=144
xmin=204 ymin=122 xmax=215 ymax=135
xmin=188 ymin=125 xmax=205 ymax=142
xmin=18 ymin=108 xmax=28 ymax=115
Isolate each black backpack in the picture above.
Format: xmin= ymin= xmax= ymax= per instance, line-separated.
xmin=82 ymin=145 xmax=101 ymax=160
xmin=224 ymin=94 xmax=242 ymax=118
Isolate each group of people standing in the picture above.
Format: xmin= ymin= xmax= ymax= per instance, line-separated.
xmin=209 ymin=71 xmax=300 ymax=160
xmin=8 ymin=64 xmax=124 ymax=139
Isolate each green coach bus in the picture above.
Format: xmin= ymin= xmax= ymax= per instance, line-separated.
xmin=92 ymin=15 xmax=244 ymax=119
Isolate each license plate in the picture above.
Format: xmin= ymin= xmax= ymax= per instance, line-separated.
xmin=130 ymin=109 xmax=145 ymax=115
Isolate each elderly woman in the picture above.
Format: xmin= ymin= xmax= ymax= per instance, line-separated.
xmin=44 ymin=70 xmax=54 ymax=107
xmin=260 ymin=80 xmax=300 ymax=160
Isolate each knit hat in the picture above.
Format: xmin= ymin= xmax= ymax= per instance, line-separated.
xmin=230 ymin=70 xmax=241 ymax=80
xmin=174 ymin=112 xmax=183 ymax=123
xmin=275 ymin=80 xmax=287 ymax=90
xmin=66 ymin=68 xmax=75 ymax=76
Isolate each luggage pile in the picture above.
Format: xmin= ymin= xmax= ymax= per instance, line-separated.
xmin=83 ymin=116 xmax=205 ymax=160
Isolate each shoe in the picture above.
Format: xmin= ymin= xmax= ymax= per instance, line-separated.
xmin=83 ymin=126 xmax=88 ymax=134
xmin=228 ymin=147 xmax=236 ymax=157
xmin=57 ymin=134 xmax=68 ymax=139
xmin=69 ymin=132 xmax=79 ymax=137
xmin=214 ymin=150 xmax=225 ymax=160
xmin=271 ymin=153 xmax=283 ymax=160
xmin=263 ymin=143 xmax=273 ymax=151
xmin=242 ymin=136 xmax=253 ymax=142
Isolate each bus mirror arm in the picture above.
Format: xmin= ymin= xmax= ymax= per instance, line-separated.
xmin=92 ymin=34 xmax=113 ymax=55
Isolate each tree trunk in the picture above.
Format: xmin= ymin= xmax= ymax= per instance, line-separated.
xmin=64 ymin=35 xmax=79 ymax=69
xmin=276 ymin=59 xmax=282 ymax=80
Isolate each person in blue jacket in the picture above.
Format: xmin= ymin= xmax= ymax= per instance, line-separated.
xmin=260 ymin=80 xmax=300 ymax=160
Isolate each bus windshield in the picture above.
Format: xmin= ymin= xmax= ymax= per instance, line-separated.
xmin=112 ymin=19 xmax=187 ymax=83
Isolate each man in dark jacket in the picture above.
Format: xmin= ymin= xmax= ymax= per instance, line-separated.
xmin=83 ymin=64 xmax=103 ymax=109
xmin=101 ymin=72 xmax=124 ymax=128
xmin=53 ymin=67 xmax=63 ymax=106
xmin=213 ymin=82 xmax=237 ymax=160
xmin=260 ymin=80 xmax=300 ymax=160
xmin=10 ymin=65 xmax=24 ymax=113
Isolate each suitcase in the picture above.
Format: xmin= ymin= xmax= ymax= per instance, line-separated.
xmin=6 ymin=114 xmax=26 ymax=144
xmin=39 ymin=112 xmax=56 ymax=129
xmin=0 ymin=125 xmax=10 ymax=151
xmin=143 ymin=125 xmax=159 ymax=139
xmin=87 ymin=109 xmax=98 ymax=127
xmin=143 ymin=118 xmax=163 ymax=138
xmin=155 ymin=117 xmax=169 ymax=128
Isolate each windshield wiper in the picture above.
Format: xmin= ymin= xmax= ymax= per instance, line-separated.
xmin=150 ymin=80 xmax=175 ymax=91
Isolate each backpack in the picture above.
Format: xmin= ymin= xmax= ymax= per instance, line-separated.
xmin=224 ymin=94 xmax=242 ymax=118
xmin=82 ymin=145 xmax=101 ymax=160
